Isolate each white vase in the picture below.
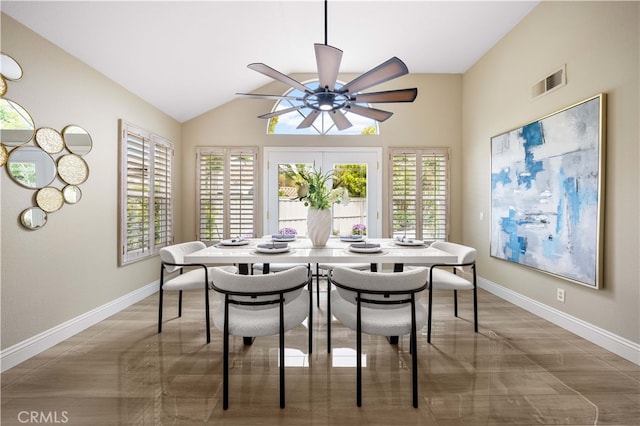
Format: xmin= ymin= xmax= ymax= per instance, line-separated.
xmin=307 ymin=208 xmax=331 ymax=247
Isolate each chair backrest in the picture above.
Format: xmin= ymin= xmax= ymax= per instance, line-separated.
xmin=331 ymin=267 xmax=428 ymax=308
xmin=210 ymin=265 xmax=309 ymax=309
xmin=430 ymin=241 xmax=476 ymax=273
xmin=159 ymin=241 xmax=206 ymax=273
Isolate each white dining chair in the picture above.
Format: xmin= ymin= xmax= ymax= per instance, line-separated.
xmin=158 ymin=241 xmax=236 ymax=344
xmin=427 ymin=241 xmax=478 ymax=343
xmin=327 ymin=266 xmax=429 ymax=408
xmin=315 ymin=263 xmax=371 ymax=307
xmin=210 ymin=265 xmax=312 ymax=410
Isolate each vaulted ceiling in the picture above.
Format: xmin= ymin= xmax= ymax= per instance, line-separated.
xmin=2 ymin=1 xmax=539 ymax=122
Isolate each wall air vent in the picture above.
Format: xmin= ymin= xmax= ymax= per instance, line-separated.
xmin=532 ymin=65 xmax=566 ymax=99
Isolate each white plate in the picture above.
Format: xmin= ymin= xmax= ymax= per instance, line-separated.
xmin=348 ymin=245 xmax=383 ymax=254
xmin=220 ymin=239 xmax=250 ymax=246
xmin=254 ymin=246 xmax=291 ymax=254
xmin=394 ymin=239 xmax=425 ymax=246
xmin=340 ymin=235 xmax=365 ymax=242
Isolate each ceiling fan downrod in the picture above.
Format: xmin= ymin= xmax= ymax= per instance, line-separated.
xmin=324 ymin=0 xmax=328 ymax=46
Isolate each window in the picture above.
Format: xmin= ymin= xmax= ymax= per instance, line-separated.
xmin=119 ymin=120 xmax=174 ymax=265
xmin=197 ymin=147 xmax=258 ymax=242
xmin=267 ymin=80 xmax=379 ymax=136
xmin=389 ymin=148 xmax=449 ymax=241
xmin=264 ymin=148 xmax=382 ymax=237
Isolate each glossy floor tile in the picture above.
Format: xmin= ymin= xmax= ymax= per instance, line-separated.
xmin=2 ymin=283 xmax=639 ymax=425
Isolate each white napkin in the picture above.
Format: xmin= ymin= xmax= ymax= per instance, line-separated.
xmin=272 ymin=234 xmax=295 ymax=239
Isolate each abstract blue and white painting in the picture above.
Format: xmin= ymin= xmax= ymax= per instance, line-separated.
xmin=490 ymin=94 xmax=605 ymax=288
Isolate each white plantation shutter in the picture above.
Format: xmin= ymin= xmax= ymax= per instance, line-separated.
xmin=152 ymin=136 xmax=173 ymax=248
xmin=119 ymin=120 xmax=174 ymax=265
xmin=197 ymin=147 xmax=257 ymax=242
xmin=421 ymin=152 xmax=448 ymax=240
xmin=390 ymin=148 xmax=449 ymax=241
xmin=391 ymin=153 xmax=418 ymax=238
xmin=123 ymin=129 xmax=150 ymax=260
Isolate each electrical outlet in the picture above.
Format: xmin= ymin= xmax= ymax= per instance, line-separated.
xmin=557 ymin=288 xmax=565 ymax=303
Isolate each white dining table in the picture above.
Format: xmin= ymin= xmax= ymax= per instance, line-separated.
xmin=184 ymin=236 xmax=457 ymax=273
xmin=185 ymin=236 xmax=457 ymax=346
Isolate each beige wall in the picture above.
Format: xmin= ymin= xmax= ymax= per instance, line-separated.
xmin=463 ymin=1 xmax=639 ymax=343
xmin=1 ymin=14 xmax=182 ymax=349
xmin=181 ymin=73 xmax=463 ymax=241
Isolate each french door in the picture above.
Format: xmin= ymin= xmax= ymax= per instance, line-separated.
xmin=264 ymin=148 xmax=382 ymax=237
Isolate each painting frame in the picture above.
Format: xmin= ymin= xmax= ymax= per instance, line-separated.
xmin=490 ymin=93 xmax=606 ymax=289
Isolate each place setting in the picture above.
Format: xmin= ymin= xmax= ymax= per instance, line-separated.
xmin=339 ymin=234 xmax=365 ymax=243
xmin=391 ymin=236 xmax=431 ymax=247
xmin=216 ymin=236 xmax=251 ymax=247
xmin=271 ymin=233 xmax=297 ymax=242
xmin=346 ymin=241 xmax=386 ymax=255
xmin=253 ymin=241 xmax=294 ymax=254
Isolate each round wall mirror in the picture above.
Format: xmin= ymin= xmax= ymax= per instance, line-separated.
xmin=20 ymin=207 xmax=47 ymax=230
xmin=36 ymin=186 xmax=64 ymax=213
xmin=0 ymin=143 xmax=7 ymax=167
xmin=63 ymin=184 xmax=82 ymax=204
xmin=0 ymin=52 xmax=24 ymax=81
xmin=0 ymin=98 xmax=35 ymax=147
xmin=7 ymin=146 xmax=57 ymax=189
xmin=57 ymin=153 xmax=89 ymax=185
xmin=35 ymin=127 xmax=64 ymax=154
xmin=0 ymin=76 xmax=6 ymax=97
xmin=62 ymin=125 xmax=92 ymax=156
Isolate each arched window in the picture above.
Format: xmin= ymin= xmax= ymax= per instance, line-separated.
xmin=267 ymin=79 xmax=379 ymax=135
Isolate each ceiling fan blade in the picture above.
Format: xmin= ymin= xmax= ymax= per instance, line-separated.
xmin=346 ymin=104 xmax=394 ymax=122
xmin=315 ymin=43 xmax=342 ymax=90
xmin=340 ymin=57 xmax=409 ymax=94
xmin=237 ymin=92 xmax=303 ymax=101
xmin=248 ymin=63 xmax=310 ymax=93
xmin=297 ymin=111 xmax=320 ymax=129
xmin=351 ymin=88 xmax=418 ymax=103
xmin=258 ymin=105 xmax=303 ymax=119
xmin=328 ymin=109 xmax=352 ymax=130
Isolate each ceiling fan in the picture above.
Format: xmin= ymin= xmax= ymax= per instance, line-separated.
xmin=237 ymin=0 xmax=418 ymax=131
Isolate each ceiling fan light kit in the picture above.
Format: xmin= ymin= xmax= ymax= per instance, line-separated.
xmin=237 ymin=0 xmax=417 ymax=131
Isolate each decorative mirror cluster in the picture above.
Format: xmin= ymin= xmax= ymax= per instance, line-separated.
xmin=1 ymin=52 xmax=92 ymax=230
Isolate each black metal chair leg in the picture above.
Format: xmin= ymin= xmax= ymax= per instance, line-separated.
xmin=427 ymin=285 xmax=433 ymax=344
xmin=411 ymin=295 xmax=418 ymax=408
xmin=356 ymin=296 xmax=362 ymax=407
xmin=454 ymin=289 xmax=459 ymax=317
xmin=473 ymin=266 xmax=478 ymax=332
xmin=178 ymin=290 xmax=183 ymax=317
xmin=316 ymin=264 xmax=321 ymax=308
xmin=279 ymin=296 xmax=285 ymax=409
xmin=327 ymin=280 xmax=332 ymax=353
xmin=223 ymin=297 xmax=230 ymax=410
xmin=309 ymin=285 xmax=313 ymax=354
xmin=158 ymin=266 xmax=165 ymax=333
xmin=205 ymin=286 xmax=211 ymax=344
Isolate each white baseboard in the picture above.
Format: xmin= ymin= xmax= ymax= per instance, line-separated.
xmin=479 ymin=277 xmax=640 ymax=366
xmin=0 ymin=281 xmax=159 ymax=373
